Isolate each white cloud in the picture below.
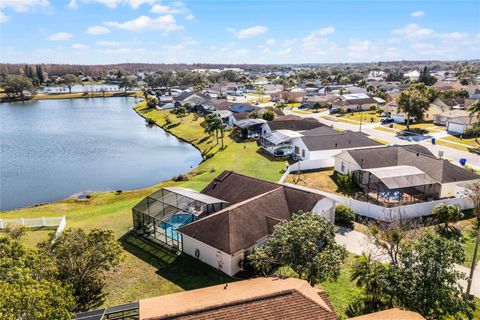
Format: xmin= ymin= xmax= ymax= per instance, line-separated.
xmin=0 ymin=0 xmax=49 ymax=12
xmin=125 ymin=0 xmax=157 ymax=9
xmin=0 ymin=11 xmax=9 ymax=23
xmin=92 ymin=0 xmax=122 ymax=8
xmin=105 ymin=15 xmax=182 ymax=33
xmin=277 ymin=47 xmax=292 ymax=56
xmin=310 ymin=26 xmax=335 ymax=36
xmin=229 ymin=25 xmax=268 ymax=39
xmin=384 ymin=47 xmax=400 ymax=59
xmin=184 ymin=14 xmax=194 ymax=20
xmin=411 ymin=11 xmax=424 ymax=17
xmin=392 ymin=23 xmax=433 ymax=38
xmin=301 ymin=28 xmax=339 ymax=56
xmin=437 ymin=32 xmax=468 ymax=41
xmin=235 ymin=48 xmax=250 ymax=56
xmin=162 ymin=37 xmax=197 ymax=52
xmin=347 ymin=39 xmax=372 ymax=55
xmin=150 ymin=3 xmax=184 ymax=14
xmin=68 ymin=0 xmax=78 ymax=9
xmin=72 ymin=43 xmax=88 ymax=49
xmin=86 ymin=25 xmax=110 ymax=35
xmin=283 ymin=38 xmax=297 ymax=46
xmin=96 ymin=40 xmax=122 ymax=46
xmin=266 ymin=38 xmax=276 ymax=46
xmin=47 ymin=32 xmax=73 ymax=41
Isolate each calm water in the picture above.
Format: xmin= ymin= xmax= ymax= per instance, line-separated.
xmin=0 ymin=97 xmax=201 ymax=210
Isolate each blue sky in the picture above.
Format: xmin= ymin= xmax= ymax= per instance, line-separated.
xmin=0 ymin=0 xmax=479 ymax=64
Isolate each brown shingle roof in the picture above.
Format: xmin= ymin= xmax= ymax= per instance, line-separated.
xmin=267 ymin=118 xmax=323 ymax=131
xmin=179 ymin=172 xmax=325 ymax=254
xmin=139 ymin=277 xmax=337 ymax=320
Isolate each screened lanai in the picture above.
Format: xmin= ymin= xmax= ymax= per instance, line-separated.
xmin=132 ymin=187 xmax=228 ymax=249
xmin=260 ymin=130 xmax=303 ymax=157
xmin=354 ymin=165 xmax=441 ymax=205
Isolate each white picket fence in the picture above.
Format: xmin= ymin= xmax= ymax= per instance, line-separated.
xmin=304 ymin=189 xmax=473 ymax=221
xmin=0 ymin=216 xmax=67 ymax=239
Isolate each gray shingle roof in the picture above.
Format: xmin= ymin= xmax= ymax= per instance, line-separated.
xmin=301 ymin=131 xmax=382 ymax=151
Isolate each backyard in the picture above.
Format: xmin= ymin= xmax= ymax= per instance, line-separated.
xmin=0 ymin=100 xmax=287 ymax=308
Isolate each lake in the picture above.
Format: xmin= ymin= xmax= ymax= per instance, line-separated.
xmin=0 ymin=97 xmax=202 ymax=210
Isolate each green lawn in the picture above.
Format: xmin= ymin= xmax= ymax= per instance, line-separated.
xmin=335 ymin=111 xmax=382 ymax=123
xmin=442 ymin=135 xmax=480 ymax=148
xmin=33 ymin=91 xmax=141 ymax=100
xmin=1 ymin=100 xmax=284 ymax=308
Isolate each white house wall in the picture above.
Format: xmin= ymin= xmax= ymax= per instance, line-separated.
xmin=311 ymin=198 xmax=336 ymax=222
xmin=181 ymin=234 xmax=242 ymax=276
xmin=334 ymin=152 xmax=362 ymax=174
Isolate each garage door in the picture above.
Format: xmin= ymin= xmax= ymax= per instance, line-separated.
xmin=447 ymin=122 xmax=465 ymax=134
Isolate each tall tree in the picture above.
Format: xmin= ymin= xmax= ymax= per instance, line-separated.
xmin=248 ymin=212 xmax=347 ymax=286
xmin=61 ymin=74 xmax=79 ymax=93
xmin=432 ymin=203 xmax=463 ymax=231
xmin=204 ymin=114 xmax=224 ymax=148
xmin=390 ymin=234 xmax=474 ymax=319
xmin=36 ymin=65 xmax=45 ymax=84
xmin=118 ymin=76 xmax=138 ymax=93
xmin=3 ymin=75 xmax=34 ymax=99
xmin=0 ymin=237 xmax=75 ymax=320
xmin=397 ymin=83 xmax=430 ymax=131
xmin=37 ymin=228 xmax=123 ymax=312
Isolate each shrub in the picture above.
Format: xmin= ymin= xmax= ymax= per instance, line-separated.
xmin=369 ymin=105 xmax=377 ymax=111
xmin=172 ymin=174 xmax=188 ymax=181
xmin=335 ymin=205 xmax=356 ymax=226
xmin=4 ymin=224 xmax=27 ymax=240
xmin=262 ymin=110 xmax=275 ymax=121
xmin=336 ymin=172 xmax=356 ymax=193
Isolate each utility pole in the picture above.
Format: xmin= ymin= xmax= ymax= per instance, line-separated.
xmin=359 ymin=110 xmax=363 ymax=132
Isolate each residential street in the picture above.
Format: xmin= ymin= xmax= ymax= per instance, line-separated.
xmin=285 ymin=110 xmax=480 ymax=170
xmin=335 ymin=228 xmax=480 ymax=298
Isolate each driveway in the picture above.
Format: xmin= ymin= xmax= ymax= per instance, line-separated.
xmin=335 ymin=227 xmax=480 ymax=298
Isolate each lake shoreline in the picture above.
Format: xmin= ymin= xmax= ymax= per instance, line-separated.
xmin=0 ymin=98 xmax=202 ymax=211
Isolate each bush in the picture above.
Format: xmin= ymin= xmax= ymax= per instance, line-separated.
xmin=336 ymin=172 xmax=356 ymax=193
xmin=335 ymin=205 xmax=356 ymax=226
xmin=172 ymin=174 xmax=188 ymax=181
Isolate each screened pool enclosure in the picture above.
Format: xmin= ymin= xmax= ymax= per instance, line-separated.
xmin=132 ymin=187 xmax=228 ymax=249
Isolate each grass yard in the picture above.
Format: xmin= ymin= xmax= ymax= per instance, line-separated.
xmin=321 ymin=115 xmax=360 ymax=125
xmin=436 ymin=139 xmax=470 ymax=152
xmin=442 ymin=135 xmax=480 ymax=148
xmin=33 ymin=91 xmax=141 ymax=100
xmin=335 ymin=111 xmax=382 ymax=123
xmin=373 ymin=125 xmax=398 ymax=134
xmin=285 ymin=169 xmax=340 ymax=195
xmin=1 ymin=100 xmax=285 ymax=308
xmin=393 ymin=121 xmax=446 ymax=133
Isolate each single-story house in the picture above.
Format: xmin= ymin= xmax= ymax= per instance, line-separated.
xmin=231 ymin=112 xmax=250 ymax=124
xmin=332 ymin=93 xmax=378 ymax=112
xmin=213 ymin=110 xmax=234 ymax=126
xmin=138 ymin=277 xmax=337 ymax=320
xmin=433 ymin=109 xmax=471 ymax=126
xmin=433 ymin=98 xmax=466 ymax=110
xmin=158 ymin=95 xmax=174 ymax=104
xmin=157 ymin=102 xmax=175 ymax=110
xmin=233 ymin=118 xmax=266 ymax=139
xmin=230 ymin=103 xmax=255 ymax=113
xmin=260 ymin=129 xmax=304 ymax=157
xmin=334 ymin=145 xmax=480 ymax=203
xmin=446 ymin=116 xmax=477 ymax=134
xmin=303 ymin=95 xmax=335 ymax=109
xmin=271 ymin=91 xmax=307 ymax=103
xmin=262 ymin=117 xmax=322 ymax=135
xmin=291 ymin=130 xmax=383 ymax=161
xmin=177 ymin=171 xmax=335 ymax=276
xmin=174 ymin=92 xmax=210 ymax=105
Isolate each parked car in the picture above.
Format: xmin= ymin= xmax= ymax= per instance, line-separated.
xmin=381 ymin=117 xmax=394 ymax=124
xmin=329 ymin=107 xmax=340 ymax=114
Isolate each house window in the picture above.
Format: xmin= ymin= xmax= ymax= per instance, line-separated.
xmin=341 ymin=161 xmax=346 ymax=172
xmin=302 ymin=149 xmax=305 ymax=158
xmin=294 ymin=146 xmax=299 ymax=154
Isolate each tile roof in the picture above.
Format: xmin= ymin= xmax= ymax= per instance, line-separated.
xmin=350 ymin=308 xmax=425 ymax=320
xmin=139 ymin=277 xmax=337 ymax=320
xmin=179 ymin=171 xmax=325 ymax=254
xmin=344 ymin=145 xmax=479 ymax=183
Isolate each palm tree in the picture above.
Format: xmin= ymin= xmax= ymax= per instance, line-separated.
xmin=351 ymin=253 xmax=388 ymax=312
xmin=204 ymin=114 xmax=225 ymax=148
xmin=468 ymin=99 xmax=480 ymax=143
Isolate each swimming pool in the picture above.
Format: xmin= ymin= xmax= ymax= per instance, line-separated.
xmin=159 ymin=213 xmax=194 ymax=241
